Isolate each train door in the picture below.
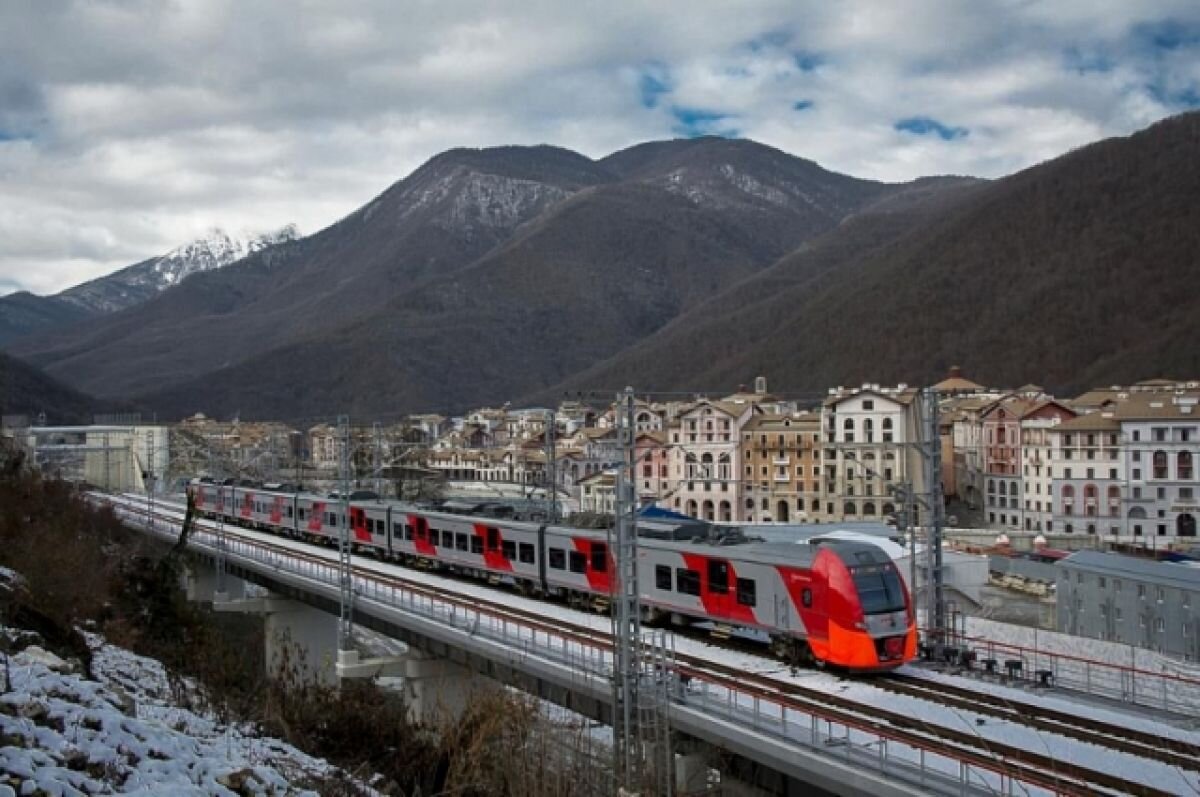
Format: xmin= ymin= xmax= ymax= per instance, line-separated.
xmin=349 ymin=507 xmax=369 ymax=543
xmin=706 ymin=557 xmax=732 ymax=619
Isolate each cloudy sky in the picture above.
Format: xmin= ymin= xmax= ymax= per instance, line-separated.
xmin=2 ymin=0 xmax=1198 ymax=296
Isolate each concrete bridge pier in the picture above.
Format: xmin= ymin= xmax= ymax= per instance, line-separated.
xmin=182 ymin=563 xmax=245 ymax=604
xmin=214 ymin=593 xmax=341 ymax=686
xmin=337 ymin=645 xmax=491 ymax=725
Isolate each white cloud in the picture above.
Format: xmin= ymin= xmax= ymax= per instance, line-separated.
xmin=0 ymin=0 xmax=1196 ymax=295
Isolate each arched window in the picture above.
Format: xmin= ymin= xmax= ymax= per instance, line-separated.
xmin=1179 ymin=514 xmax=1197 ymax=537
xmin=702 ymin=500 xmax=715 ymax=521
xmin=882 ymin=417 xmax=894 ymax=442
xmin=686 ymin=500 xmax=698 ymax=517
xmin=987 ymin=479 xmax=996 ymax=494
xmin=719 ymin=501 xmax=732 ymax=522
xmin=1062 ymin=485 xmax=1075 ymax=515
xmin=1153 ymin=450 xmax=1168 ymax=479
xmin=745 ymin=498 xmax=754 ymax=510
xmin=811 ymin=498 xmax=820 ymax=512
xmin=843 ymin=417 xmax=855 ymax=443
xmin=777 ymin=501 xmax=790 ymax=521
xmin=843 ymin=501 xmax=857 ymax=516
xmin=1128 ymin=506 xmax=1147 ymax=519
xmin=863 ymin=502 xmax=876 ymax=516
xmin=882 ymin=502 xmax=895 ymax=516
xmin=1179 ymin=452 xmax=1194 ymax=480
xmin=864 ymin=418 xmax=874 ymax=442
xmin=999 ymin=482 xmax=1007 ymax=496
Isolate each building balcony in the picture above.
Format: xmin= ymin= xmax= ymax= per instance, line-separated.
xmin=1122 ymin=495 xmax=1154 ymax=504
xmin=774 ymin=474 xmax=790 ymax=483
xmin=773 ymin=456 xmax=790 ymax=465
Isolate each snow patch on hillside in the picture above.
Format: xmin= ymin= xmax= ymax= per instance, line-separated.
xmin=0 ymin=628 xmax=363 ymax=796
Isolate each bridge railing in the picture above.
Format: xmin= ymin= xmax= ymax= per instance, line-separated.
xmin=948 ymin=633 xmax=1200 ymax=715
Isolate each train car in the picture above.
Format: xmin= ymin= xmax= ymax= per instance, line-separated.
xmin=189 ymin=480 xmax=222 ymax=517
xmin=349 ymin=500 xmax=391 ymax=554
xmin=295 ymin=493 xmax=340 ymax=543
xmin=635 ymin=537 xmax=915 ymax=670
xmin=542 ymin=525 xmax=612 ymax=609
xmin=391 ymin=509 xmax=544 ymax=587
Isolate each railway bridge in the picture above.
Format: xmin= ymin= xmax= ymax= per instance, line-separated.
xmin=96 ymin=493 xmax=1191 ymax=797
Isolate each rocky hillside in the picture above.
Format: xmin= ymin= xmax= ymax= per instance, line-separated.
xmin=0 ymin=351 xmax=111 ymax=424
xmin=545 ymin=111 xmax=1200 ymax=398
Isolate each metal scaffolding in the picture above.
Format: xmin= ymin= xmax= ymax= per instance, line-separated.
xmin=611 ymin=387 xmax=673 ymax=795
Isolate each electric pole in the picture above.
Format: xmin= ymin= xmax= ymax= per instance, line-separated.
xmin=544 ymin=408 xmax=558 ymax=522
xmin=372 ymin=421 xmax=383 ymax=497
xmin=920 ymin=387 xmax=947 ymax=641
xmin=337 ymin=415 xmax=354 ymax=652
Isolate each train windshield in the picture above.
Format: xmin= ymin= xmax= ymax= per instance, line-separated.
xmin=851 ymin=564 xmax=906 ymax=614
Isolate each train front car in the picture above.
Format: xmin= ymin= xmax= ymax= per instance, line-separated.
xmin=810 ymin=542 xmax=916 ymax=670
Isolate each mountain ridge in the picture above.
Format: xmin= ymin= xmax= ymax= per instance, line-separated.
xmin=7 ymin=114 xmax=1196 ymax=420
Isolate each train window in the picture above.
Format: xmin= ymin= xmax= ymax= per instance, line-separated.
xmin=591 ymin=543 xmax=607 ymax=572
xmin=676 ymin=569 xmax=700 ymax=596
xmin=569 ymin=551 xmax=587 ymax=574
xmin=549 ymin=548 xmax=566 ymax=569
xmin=708 ymin=560 xmax=729 ymax=594
xmin=443 ymin=531 xmax=455 ymax=548
xmin=486 ymin=527 xmax=500 ymax=551
xmin=656 ymin=565 xmax=672 ymax=591
xmin=519 ymin=543 xmax=535 ymax=564
xmin=456 ymin=533 xmax=469 ymax=551
xmin=286 ymin=507 xmax=293 ymax=518
xmin=327 ymin=512 xmax=337 ymax=526
xmin=852 ymin=565 xmax=906 ymax=614
xmin=404 ymin=524 xmax=414 ymax=541
xmin=736 ymin=578 xmax=757 ymax=607
xmin=471 ymin=535 xmax=484 ymax=554
xmin=502 ymin=540 xmax=517 ymax=560
xmin=802 ymin=588 xmax=812 ymax=608
xmin=298 ymin=509 xmax=306 ymax=521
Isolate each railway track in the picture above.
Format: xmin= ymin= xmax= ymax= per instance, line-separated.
xmin=110 ymin=495 xmax=1188 ymax=797
xmin=878 ymin=672 xmax=1200 ymax=772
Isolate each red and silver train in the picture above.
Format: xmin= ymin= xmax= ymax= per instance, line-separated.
xmin=189 ymin=480 xmax=917 ymax=671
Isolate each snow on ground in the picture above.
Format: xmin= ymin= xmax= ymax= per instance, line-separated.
xmin=961 ymin=615 xmax=1200 ymax=679
xmin=901 ymin=666 xmax=1200 ymax=743
xmin=107 ymin=494 xmax=1200 ymax=794
xmin=0 ymin=627 xmax=369 ymax=796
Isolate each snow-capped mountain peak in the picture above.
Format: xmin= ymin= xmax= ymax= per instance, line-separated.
xmin=57 ymin=224 xmax=300 ymax=314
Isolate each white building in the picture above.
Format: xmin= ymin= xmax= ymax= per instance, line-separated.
xmin=819 ymin=385 xmax=923 ymax=522
xmin=1118 ymin=392 xmax=1200 ymax=543
xmin=668 ymin=398 xmax=757 ymax=522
